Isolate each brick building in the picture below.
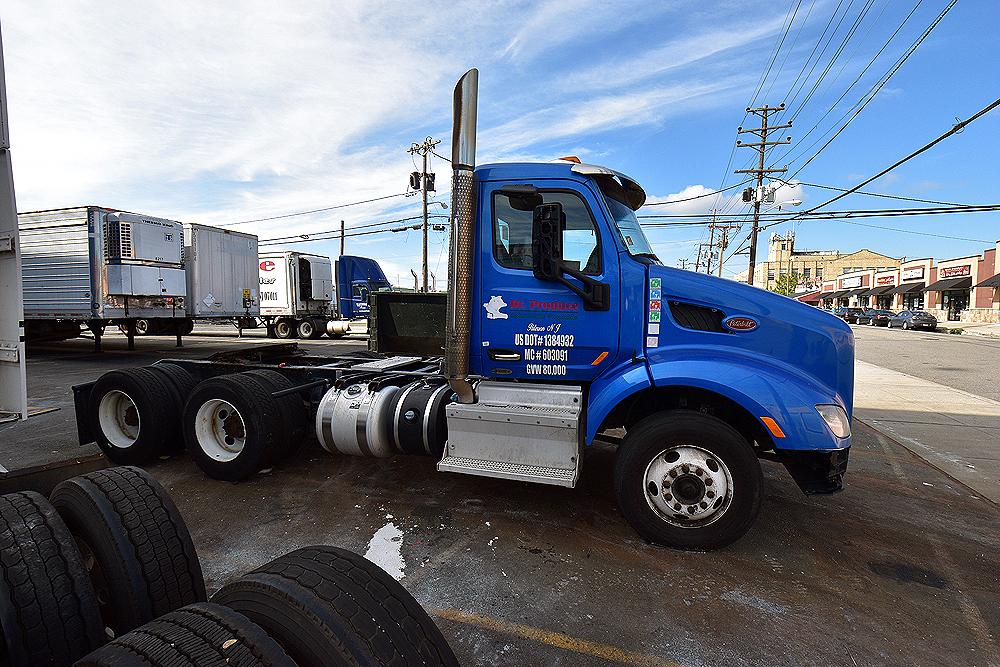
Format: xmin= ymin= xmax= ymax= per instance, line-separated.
xmin=752 ymin=232 xmax=900 ymax=292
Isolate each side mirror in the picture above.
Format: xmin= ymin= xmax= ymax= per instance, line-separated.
xmin=532 ymin=202 xmax=564 ymax=282
xmin=531 ymin=201 xmax=610 ymax=311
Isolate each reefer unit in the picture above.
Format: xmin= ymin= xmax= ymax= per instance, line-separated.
xmin=184 ymin=223 xmax=259 ymax=318
xmin=18 ymin=206 xmax=187 ymax=320
xmin=258 ymin=251 xmax=333 ymax=318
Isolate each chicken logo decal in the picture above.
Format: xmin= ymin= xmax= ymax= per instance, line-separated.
xmin=484 ymin=295 xmax=509 ymax=320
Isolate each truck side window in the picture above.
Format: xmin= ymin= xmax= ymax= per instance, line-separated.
xmin=493 ymin=191 xmax=601 ymax=275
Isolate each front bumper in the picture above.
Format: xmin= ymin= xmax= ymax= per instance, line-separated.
xmin=777 ymin=448 xmax=850 ymax=494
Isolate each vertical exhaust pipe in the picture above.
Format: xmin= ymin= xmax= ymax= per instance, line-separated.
xmin=446 ymin=68 xmax=478 ymax=404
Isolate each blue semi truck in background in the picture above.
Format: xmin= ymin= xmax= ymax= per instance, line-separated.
xmin=74 ymin=69 xmax=853 ymax=550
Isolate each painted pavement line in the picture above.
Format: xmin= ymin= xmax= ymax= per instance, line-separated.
xmin=429 ymin=607 xmax=685 ymax=667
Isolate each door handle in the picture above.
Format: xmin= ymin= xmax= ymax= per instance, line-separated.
xmin=488 ymin=349 xmax=521 ymax=361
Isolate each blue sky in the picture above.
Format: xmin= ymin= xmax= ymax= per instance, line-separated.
xmin=4 ymin=0 xmax=998 ymax=283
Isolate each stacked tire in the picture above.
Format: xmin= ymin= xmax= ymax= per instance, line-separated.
xmin=1 ymin=466 xmax=457 ymax=666
xmin=0 ymin=466 xmax=205 ymax=666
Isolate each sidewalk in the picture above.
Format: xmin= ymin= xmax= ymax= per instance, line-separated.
xmin=935 ymin=320 xmax=1000 ymax=338
xmin=853 ymin=360 xmax=1000 ymax=503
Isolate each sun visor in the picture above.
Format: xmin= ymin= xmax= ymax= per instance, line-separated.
xmin=571 ymin=163 xmax=647 ymax=210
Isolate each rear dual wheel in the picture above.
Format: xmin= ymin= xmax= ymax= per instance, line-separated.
xmin=614 ymin=411 xmax=762 ymax=551
xmin=184 ymin=372 xmax=304 ymax=481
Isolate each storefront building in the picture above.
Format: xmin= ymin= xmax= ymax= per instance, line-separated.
xmin=925 ymin=255 xmax=979 ymax=322
xmin=827 ymin=270 xmax=874 ymax=308
xmin=968 ymin=242 xmax=999 ymax=323
xmin=861 ymin=269 xmax=899 ymax=310
xmin=884 ymin=258 xmax=932 ymax=311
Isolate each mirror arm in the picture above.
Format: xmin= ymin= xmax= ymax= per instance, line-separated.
xmin=557 ymin=263 xmax=609 ymax=311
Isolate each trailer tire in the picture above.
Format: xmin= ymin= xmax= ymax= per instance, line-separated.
xmin=74 ymin=602 xmax=296 ymax=667
xmin=184 ymin=375 xmax=284 ymax=481
xmin=88 ymin=368 xmax=178 ymax=464
xmin=243 ymin=370 xmax=309 ymax=457
xmin=614 ymin=410 xmax=762 ymax=551
xmin=273 ymin=319 xmax=296 ymax=339
xmin=213 ymin=546 xmax=459 ymax=667
xmin=296 ymin=319 xmax=321 ymax=339
xmin=50 ymin=467 xmax=206 ymax=639
xmin=0 ymin=491 xmax=105 ymax=666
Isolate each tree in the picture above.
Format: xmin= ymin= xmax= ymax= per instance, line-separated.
xmin=771 ymin=271 xmax=801 ymax=297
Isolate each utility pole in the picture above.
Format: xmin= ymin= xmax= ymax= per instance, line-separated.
xmin=736 ymin=105 xmax=791 ymax=286
xmin=709 ymin=223 xmax=741 ymax=278
xmin=339 ymin=220 xmax=345 ymax=256
xmin=706 ymin=209 xmax=717 ymax=274
xmin=677 ymin=258 xmax=689 ymax=270
xmin=407 ymin=136 xmax=441 ymax=292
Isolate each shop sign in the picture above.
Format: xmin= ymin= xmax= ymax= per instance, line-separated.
xmin=840 ymin=276 xmax=862 ymax=289
xmin=876 ymin=275 xmax=895 ymax=286
xmin=901 ymin=267 xmax=924 ymax=280
xmin=939 ymin=264 xmax=971 ymax=278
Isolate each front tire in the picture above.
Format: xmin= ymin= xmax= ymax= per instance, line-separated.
xmin=614 ymin=411 xmax=762 ymax=551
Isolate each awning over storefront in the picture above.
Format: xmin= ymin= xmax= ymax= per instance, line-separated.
xmin=822 ymin=290 xmax=849 ymax=299
xmin=975 ymin=273 xmax=1000 ymax=288
xmin=885 ymin=281 xmax=925 ymax=295
xmin=795 ymin=291 xmax=823 ymax=303
xmin=861 ymin=285 xmax=895 ymax=297
xmin=924 ymin=277 xmax=972 ymax=292
xmin=844 ymin=288 xmax=869 ymax=298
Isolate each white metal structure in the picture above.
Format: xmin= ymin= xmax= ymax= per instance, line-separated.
xmin=184 ymin=223 xmax=259 ymax=318
xmin=0 ymin=23 xmax=27 ymax=421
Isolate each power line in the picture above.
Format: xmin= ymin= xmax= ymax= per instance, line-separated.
xmin=796 ymin=181 xmax=967 ymax=206
xmin=640 ymin=203 xmax=1000 ymax=222
xmin=258 ymin=213 xmax=448 ymax=244
xmin=762 ymin=95 xmax=1000 ymax=231
xmin=785 ymin=0 xmax=956 ymax=178
xmin=642 ymin=180 xmax=753 ymax=206
xmin=258 ymin=215 xmax=450 ymax=247
xmin=217 ymin=191 xmax=411 ymax=227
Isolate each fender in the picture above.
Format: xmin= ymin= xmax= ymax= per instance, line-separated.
xmin=587 ymin=347 xmax=850 ymax=451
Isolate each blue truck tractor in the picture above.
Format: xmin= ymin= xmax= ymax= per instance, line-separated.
xmin=73 ymin=69 xmax=853 ymax=550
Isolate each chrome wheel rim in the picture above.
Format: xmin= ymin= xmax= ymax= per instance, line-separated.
xmin=194 ymin=399 xmax=247 ymax=461
xmin=98 ymin=390 xmax=140 ymax=448
xmin=643 ymin=445 xmax=733 ymax=528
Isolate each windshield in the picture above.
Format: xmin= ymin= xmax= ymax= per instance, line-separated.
xmin=603 ymin=195 xmax=659 ymax=261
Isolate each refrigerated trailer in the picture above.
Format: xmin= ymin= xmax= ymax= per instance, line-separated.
xmin=74 ymin=69 xmax=854 ymax=551
xmin=258 ymin=252 xmax=390 ymax=339
xmin=18 ymin=206 xmax=187 ymax=349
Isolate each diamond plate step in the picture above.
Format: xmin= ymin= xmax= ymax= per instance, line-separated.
xmin=437 ymin=455 xmax=577 ymax=487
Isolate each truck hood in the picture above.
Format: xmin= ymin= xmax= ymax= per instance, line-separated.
xmin=646 ymin=266 xmax=855 ymax=413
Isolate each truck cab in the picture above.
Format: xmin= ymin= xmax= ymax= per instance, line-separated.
xmin=438 ymin=152 xmax=854 ymax=549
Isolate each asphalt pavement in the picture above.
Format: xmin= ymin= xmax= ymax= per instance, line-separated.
xmin=852 ymin=324 xmax=1000 ymax=402
xmin=0 ymin=324 xmax=996 ymax=665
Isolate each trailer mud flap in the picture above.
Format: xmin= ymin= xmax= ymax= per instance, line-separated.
xmin=72 ymin=381 xmax=96 ymax=446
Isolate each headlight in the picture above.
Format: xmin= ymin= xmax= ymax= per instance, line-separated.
xmin=815 ymin=404 xmax=851 ymax=439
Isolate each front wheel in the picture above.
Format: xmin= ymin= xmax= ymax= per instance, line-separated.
xmin=614 ymin=411 xmax=762 ymax=550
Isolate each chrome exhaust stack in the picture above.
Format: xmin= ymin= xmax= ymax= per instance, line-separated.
xmin=445 ymin=68 xmax=478 ymax=404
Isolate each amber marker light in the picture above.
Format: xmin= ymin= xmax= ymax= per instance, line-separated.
xmin=760 ymin=416 xmax=786 ymax=438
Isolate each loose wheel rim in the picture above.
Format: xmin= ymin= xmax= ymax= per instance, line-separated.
xmin=643 ymin=444 xmax=734 ymax=528
xmin=194 ymin=399 xmax=247 ymax=461
xmin=98 ymin=390 xmax=141 ymax=448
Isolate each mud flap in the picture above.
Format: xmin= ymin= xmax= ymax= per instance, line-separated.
xmin=71 ymin=381 xmax=96 ymax=446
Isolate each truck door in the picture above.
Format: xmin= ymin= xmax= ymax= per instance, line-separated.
xmin=477 ymin=181 xmax=620 ymax=381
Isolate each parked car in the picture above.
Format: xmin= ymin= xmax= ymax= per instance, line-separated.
xmin=887 ymin=310 xmax=938 ymax=331
xmin=833 ymin=307 xmax=865 ymax=323
xmin=857 ymin=309 xmax=895 ymax=326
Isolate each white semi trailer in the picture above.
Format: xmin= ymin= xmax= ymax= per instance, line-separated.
xmin=18 ymin=206 xmax=187 ymax=350
xmin=258 ymin=250 xmax=339 ymax=339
